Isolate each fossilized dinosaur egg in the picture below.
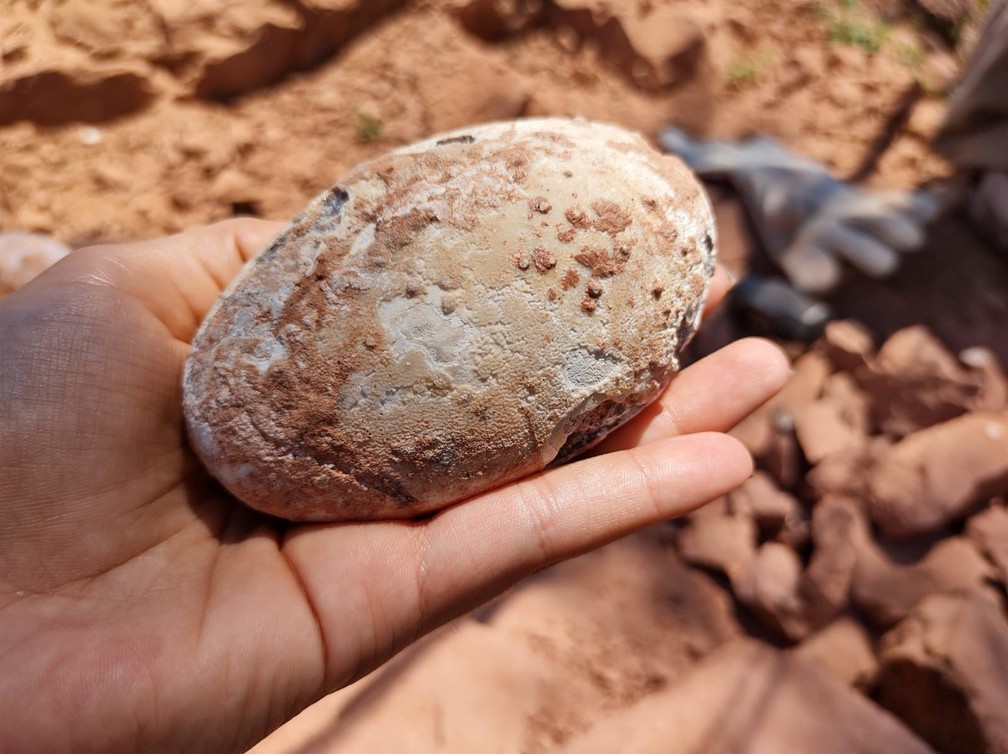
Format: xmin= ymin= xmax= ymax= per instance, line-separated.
xmin=183 ymin=118 xmax=716 ymax=521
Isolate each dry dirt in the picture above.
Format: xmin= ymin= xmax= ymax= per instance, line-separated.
xmin=3 ymin=1 xmax=1008 ymax=752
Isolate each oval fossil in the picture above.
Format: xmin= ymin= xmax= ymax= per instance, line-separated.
xmin=183 ymin=118 xmax=717 ymax=521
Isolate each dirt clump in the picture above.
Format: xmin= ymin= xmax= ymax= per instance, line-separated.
xmin=877 ymin=592 xmax=1008 ymax=754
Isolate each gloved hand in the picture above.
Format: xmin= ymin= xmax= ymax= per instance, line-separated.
xmin=659 ymin=128 xmax=946 ymax=293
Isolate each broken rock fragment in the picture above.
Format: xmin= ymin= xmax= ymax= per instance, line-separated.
xmin=862 ymin=326 xmax=986 ymax=437
xmin=966 ymin=501 xmax=1008 ymax=587
xmin=792 ymin=616 xmax=878 ymax=691
xmin=867 ymin=411 xmax=1008 ymax=538
xmin=878 ymin=592 xmax=1008 ymax=754
xmin=852 ymin=536 xmax=996 ymax=629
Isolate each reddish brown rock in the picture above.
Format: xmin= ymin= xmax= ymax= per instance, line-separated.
xmin=800 ymin=497 xmax=865 ymax=628
xmin=562 ymin=640 xmax=932 ymax=754
xmin=823 ymin=371 xmax=871 ymax=434
xmin=678 ymin=498 xmax=757 ymax=577
xmin=959 ymin=346 xmax=1008 ymax=413
xmin=409 ymin=49 xmax=530 ymax=135
xmin=861 ymin=326 xmax=987 ymax=438
xmin=758 ymin=411 xmax=804 ymax=490
xmin=0 ymin=1 xmax=163 ymax=127
xmin=0 ymin=61 xmax=158 ymax=127
xmin=878 ymin=592 xmax=1008 ymax=754
xmin=457 ymin=0 xmax=544 ymax=40
xmin=966 ymin=501 xmax=1008 ymax=587
xmin=853 ymin=537 xmax=996 ymax=629
xmin=792 ymin=616 xmax=878 ymax=691
xmin=47 ymin=0 xmax=167 ymax=60
xmin=0 ymin=0 xmax=411 ymax=124
xmin=728 ymin=471 xmax=804 ymax=541
xmin=731 ymin=542 xmax=805 ymax=640
xmin=794 ymin=399 xmax=862 ymax=464
xmin=545 ymin=1 xmax=710 ymax=90
xmin=818 ymin=318 xmax=874 ymax=372
xmin=732 ymin=498 xmax=871 ymax=641
xmin=157 ymin=0 xmax=407 ymax=99
xmin=806 ymin=441 xmax=878 ymax=501
xmin=867 ymin=412 xmax=1008 ymax=538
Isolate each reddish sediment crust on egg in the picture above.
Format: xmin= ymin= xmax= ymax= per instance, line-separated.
xmin=183 ymin=118 xmax=716 ymax=521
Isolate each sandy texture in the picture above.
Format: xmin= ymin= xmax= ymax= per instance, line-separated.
xmin=0 ymin=0 xmax=957 ymax=242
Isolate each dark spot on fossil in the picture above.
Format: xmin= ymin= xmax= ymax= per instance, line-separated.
xmin=319 ymin=187 xmax=349 ymax=221
xmin=530 ymin=196 xmax=553 ymax=214
xmin=437 ymin=135 xmax=476 ymax=146
xmin=551 ymin=401 xmax=643 ymax=465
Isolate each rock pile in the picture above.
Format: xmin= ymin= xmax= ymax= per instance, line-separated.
xmin=673 ymin=319 xmax=1008 ymax=753
xmin=251 ymin=319 xmax=1008 ymax=754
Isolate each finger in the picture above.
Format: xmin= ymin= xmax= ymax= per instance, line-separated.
xmin=594 ymin=337 xmax=789 ymax=454
xmin=421 ymin=432 xmax=753 ymax=612
xmin=817 ymin=223 xmax=901 ymax=278
xmin=776 ymin=240 xmax=843 ymax=293
xmin=284 ymin=431 xmax=753 ymax=685
xmin=37 ymin=219 xmax=285 ymax=343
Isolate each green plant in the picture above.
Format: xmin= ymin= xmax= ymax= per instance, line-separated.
xmin=355 ymin=111 xmax=384 ymax=143
xmin=816 ymin=0 xmax=890 ymax=56
xmin=726 ymin=58 xmax=761 ymax=88
xmin=827 ymin=16 xmax=888 ymax=54
xmin=896 ymin=40 xmax=925 ymax=69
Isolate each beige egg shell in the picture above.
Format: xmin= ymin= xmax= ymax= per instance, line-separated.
xmin=183 ymin=118 xmax=717 ymax=521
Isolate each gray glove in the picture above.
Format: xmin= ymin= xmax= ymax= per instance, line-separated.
xmin=660 ymin=128 xmax=945 ymax=293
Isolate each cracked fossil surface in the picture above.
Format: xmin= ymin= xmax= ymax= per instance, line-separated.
xmin=183 ymin=118 xmax=716 ymax=521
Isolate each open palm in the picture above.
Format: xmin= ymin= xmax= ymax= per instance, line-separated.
xmin=0 ymin=219 xmax=788 ymax=753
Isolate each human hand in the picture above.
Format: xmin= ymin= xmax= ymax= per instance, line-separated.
xmin=660 ymin=127 xmax=946 ymax=293
xmin=0 ymin=220 xmax=788 ymax=753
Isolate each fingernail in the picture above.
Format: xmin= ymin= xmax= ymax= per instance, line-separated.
xmin=725 ymin=268 xmax=738 ymax=288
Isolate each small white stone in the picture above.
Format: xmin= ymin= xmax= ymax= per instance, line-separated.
xmin=78 ymin=126 xmax=104 ymax=146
